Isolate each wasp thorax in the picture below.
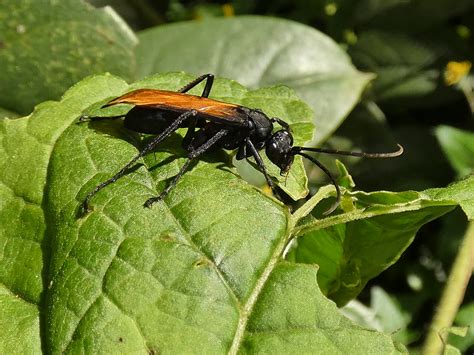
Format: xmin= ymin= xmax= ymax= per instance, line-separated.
xmin=266 ymin=130 xmax=294 ymax=174
xmin=245 ymin=108 xmax=273 ymax=143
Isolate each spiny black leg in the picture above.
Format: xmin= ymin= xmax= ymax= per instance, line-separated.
xmin=245 ymin=138 xmax=282 ymax=199
xmin=144 ymin=159 xmax=192 ymax=208
xmin=144 ymin=128 xmax=228 ymax=208
xmin=187 ymin=128 xmax=228 ymax=158
xmin=179 ymin=74 xmax=215 ymax=146
xmin=80 ymin=110 xmax=198 ymax=215
xmin=178 ymin=73 xmax=214 ymax=97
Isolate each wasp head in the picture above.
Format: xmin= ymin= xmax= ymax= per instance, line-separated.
xmin=266 ymin=130 xmax=294 ymax=174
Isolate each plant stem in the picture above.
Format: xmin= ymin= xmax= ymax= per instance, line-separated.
xmin=421 ymin=221 xmax=474 ymax=355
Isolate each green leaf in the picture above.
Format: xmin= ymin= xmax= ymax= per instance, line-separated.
xmin=136 ymin=16 xmax=372 ymax=144
xmin=342 ymin=287 xmax=419 ymax=345
xmin=287 ymin=188 xmax=459 ymax=305
xmin=1 ymin=73 xmax=403 ymax=352
xmin=435 ymin=125 xmax=474 ymax=178
xmin=442 ymin=325 xmax=469 ymax=355
xmin=349 ymin=31 xmax=440 ymax=102
xmin=0 ymin=0 xmax=137 ymax=115
xmin=368 ymin=286 xmax=417 ymax=344
xmin=425 ymin=175 xmax=474 ymax=220
xmin=239 ymin=263 xmax=404 ymax=353
xmin=444 ymin=344 xmax=462 ymax=355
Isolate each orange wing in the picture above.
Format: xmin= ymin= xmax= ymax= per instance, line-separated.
xmin=103 ymin=89 xmax=247 ymax=125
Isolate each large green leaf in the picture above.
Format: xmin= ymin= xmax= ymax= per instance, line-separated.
xmin=286 ymin=176 xmax=474 ymax=305
xmin=1 ymin=73 xmax=405 ymax=353
xmin=136 ymin=16 xmax=372 ymax=144
xmin=0 ymin=0 xmax=137 ymax=115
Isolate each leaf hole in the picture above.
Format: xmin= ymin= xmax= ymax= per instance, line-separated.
xmin=159 ymin=233 xmax=176 ymax=242
xmin=193 ymin=258 xmax=211 ymax=268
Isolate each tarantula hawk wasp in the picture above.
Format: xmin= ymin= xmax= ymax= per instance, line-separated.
xmin=79 ymin=74 xmax=403 ymax=215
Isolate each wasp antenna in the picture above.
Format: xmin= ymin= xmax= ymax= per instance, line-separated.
xmin=294 ymin=143 xmax=404 ymax=158
xmin=296 ymin=152 xmax=341 ymax=215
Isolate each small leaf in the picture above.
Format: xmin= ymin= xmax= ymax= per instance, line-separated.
xmin=288 ymin=189 xmax=458 ymax=305
xmin=442 ymin=326 xmax=469 ymax=338
xmin=369 ymin=286 xmax=417 ymax=344
xmin=444 ymin=344 xmax=462 ymax=355
xmin=336 ymin=160 xmax=356 ymax=190
xmin=342 ymin=287 xmax=420 ymax=345
xmin=448 ymin=302 xmax=474 ymax=352
xmin=425 ymin=175 xmax=474 ymax=220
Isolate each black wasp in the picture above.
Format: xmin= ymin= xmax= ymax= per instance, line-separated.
xmin=80 ymin=74 xmax=403 ymax=215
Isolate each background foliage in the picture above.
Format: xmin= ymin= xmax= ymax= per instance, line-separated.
xmin=0 ymin=0 xmax=473 ymax=353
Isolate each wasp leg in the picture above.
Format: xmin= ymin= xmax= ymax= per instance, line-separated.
xmin=245 ymin=138 xmax=282 ymax=200
xmin=180 ymin=74 xmax=215 ymax=146
xmin=178 ymin=73 xmax=214 ymax=97
xmin=144 ymin=128 xmax=229 ymax=208
xmin=297 ymin=152 xmax=341 ymax=215
xmin=80 ymin=109 xmax=198 ymax=216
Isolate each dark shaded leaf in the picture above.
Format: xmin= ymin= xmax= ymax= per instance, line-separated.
xmin=0 ymin=0 xmax=137 ymax=115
